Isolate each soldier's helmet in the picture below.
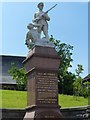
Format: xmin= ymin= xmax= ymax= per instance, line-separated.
xmin=37 ymin=2 xmax=44 ymax=8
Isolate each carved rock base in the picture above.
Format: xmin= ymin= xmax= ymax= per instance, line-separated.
xmin=24 ymin=105 xmax=63 ymax=120
xmin=23 ymin=45 xmax=63 ymax=119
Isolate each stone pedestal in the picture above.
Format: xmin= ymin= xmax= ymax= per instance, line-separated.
xmin=23 ymin=45 xmax=62 ymax=119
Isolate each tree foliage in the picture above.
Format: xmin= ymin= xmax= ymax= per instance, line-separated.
xmin=73 ymin=64 xmax=84 ymax=96
xmin=8 ymin=63 xmax=26 ymax=90
xmin=58 ymin=72 xmax=76 ymax=95
xmin=50 ymin=35 xmax=73 ymax=80
xmin=75 ymin=64 xmax=84 ymax=77
xmin=50 ymin=35 xmax=75 ymax=95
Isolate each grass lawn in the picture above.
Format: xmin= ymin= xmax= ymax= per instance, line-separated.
xmin=58 ymin=94 xmax=88 ymax=108
xmin=1 ymin=90 xmax=27 ymax=108
xmin=0 ymin=90 xmax=88 ymax=109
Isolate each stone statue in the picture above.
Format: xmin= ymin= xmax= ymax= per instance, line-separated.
xmin=33 ymin=2 xmax=50 ymax=40
xmin=25 ymin=23 xmax=40 ymax=49
xmin=25 ymin=3 xmax=57 ymax=49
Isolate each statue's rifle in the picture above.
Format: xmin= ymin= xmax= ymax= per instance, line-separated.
xmin=33 ymin=4 xmax=57 ymax=22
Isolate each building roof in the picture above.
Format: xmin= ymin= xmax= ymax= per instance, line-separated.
xmin=83 ymin=74 xmax=90 ymax=83
xmin=0 ymin=76 xmax=16 ymax=84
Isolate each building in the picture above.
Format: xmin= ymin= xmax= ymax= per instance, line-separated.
xmin=82 ymin=74 xmax=90 ymax=83
xmin=0 ymin=55 xmax=26 ymax=90
xmin=82 ymin=74 xmax=90 ymax=91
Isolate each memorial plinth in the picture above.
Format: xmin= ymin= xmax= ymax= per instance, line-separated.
xmin=23 ymin=45 xmax=62 ymax=119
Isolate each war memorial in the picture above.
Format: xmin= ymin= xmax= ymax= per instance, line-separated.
xmin=1 ymin=2 xmax=90 ymax=120
xmin=23 ymin=2 xmax=63 ymax=119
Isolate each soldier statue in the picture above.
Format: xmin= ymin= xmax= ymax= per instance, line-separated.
xmin=25 ymin=2 xmax=57 ymax=49
xmin=33 ymin=2 xmax=50 ymax=40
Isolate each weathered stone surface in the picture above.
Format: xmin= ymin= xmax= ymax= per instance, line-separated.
xmin=23 ymin=45 xmax=62 ymax=119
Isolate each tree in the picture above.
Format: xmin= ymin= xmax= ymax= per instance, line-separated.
xmin=8 ymin=63 xmax=27 ymax=91
xmin=50 ymin=35 xmax=73 ymax=80
xmin=58 ymin=71 xmax=76 ymax=95
xmin=73 ymin=64 xmax=84 ymax=96
xmin=50 ymin=35 xmax=75 ymax=95
xmin=75 ymin=64 xmax=84 ymax=77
